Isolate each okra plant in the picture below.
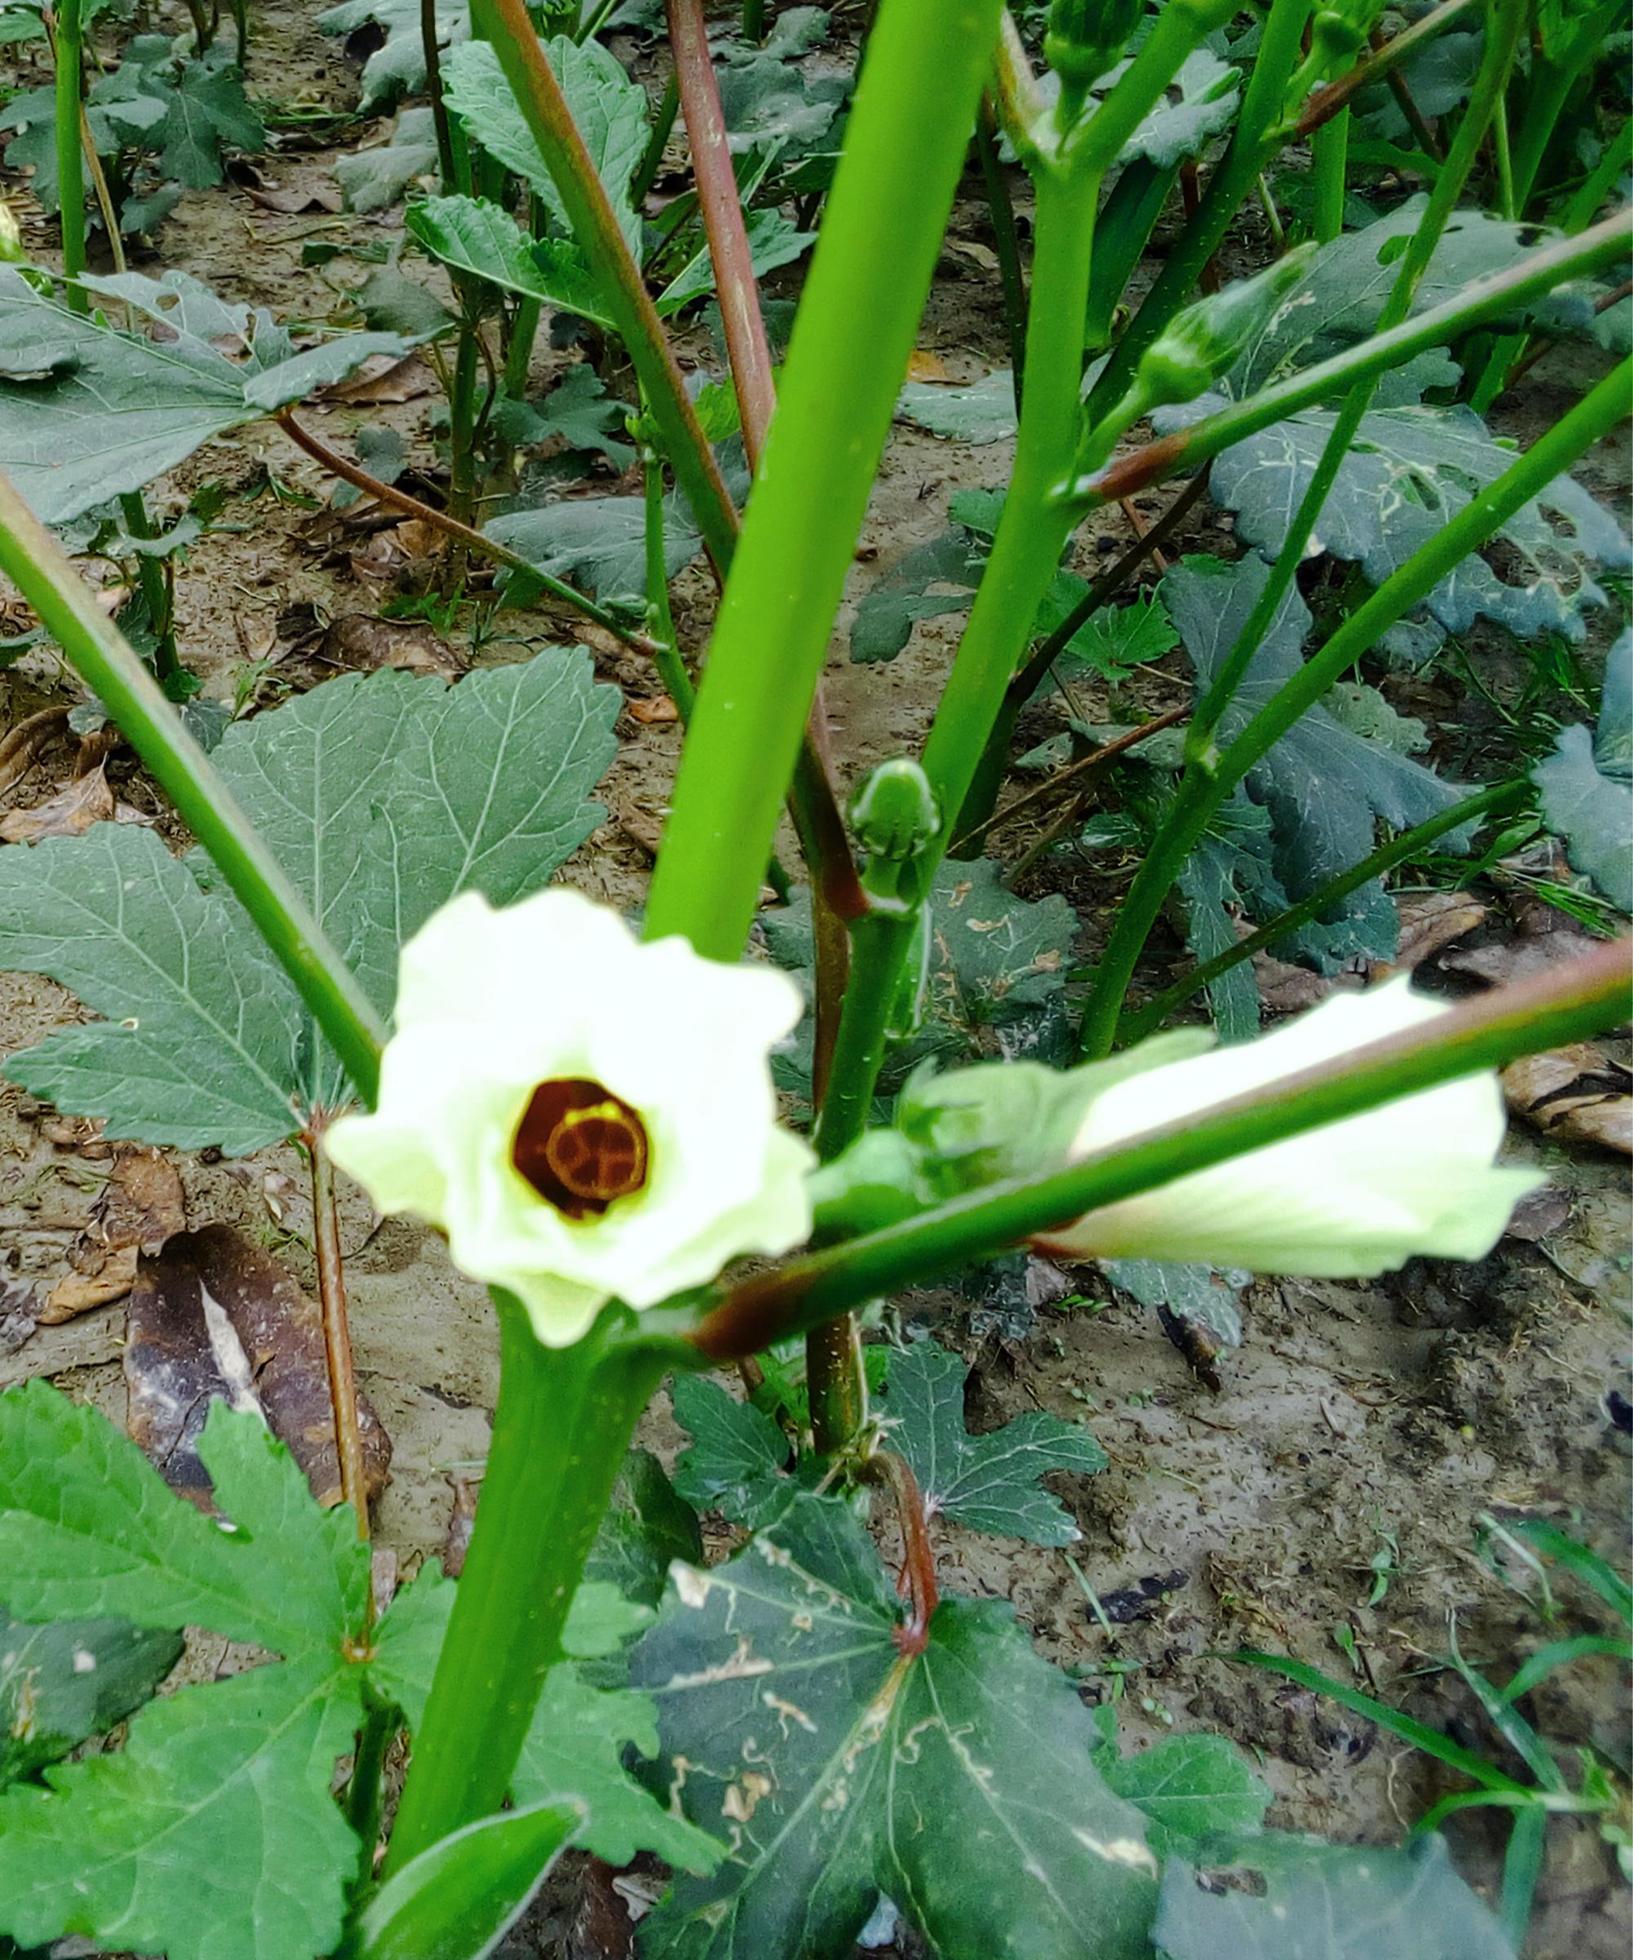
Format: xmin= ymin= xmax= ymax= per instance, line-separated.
xmin=0 ymin=0 xmax=1627 ymax=1953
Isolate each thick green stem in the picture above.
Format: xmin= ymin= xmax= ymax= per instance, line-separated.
xmin=385 ymin=1301 xmax=665 ymax=1870
xmin=643 ymin=0 xmax=1004 ymax=960
xmin=1075 ymin=213 xmax=1630 ymax=505
xmin=1077 ymin=355 xmax=1631 ymax=1057
xmin=742 ymin=0 xmax=765 ymax=40
xmin=474 ymin=0 xmax=737 ymax=573
xmin=0 ymin=473 xmax=387 ymax=1103
xmin=1120 ymin=779 xmax=1527 ymax=1039
xmin=1085 ymin=0 xmax=1312 ymax=424
xmin=1310 ymin=108 xmax=1348 ymax=242
xmin=53 ymin=0 xmax=87 ymax=313
xmin=688 ymin=935 xmax=1631 ymax=1357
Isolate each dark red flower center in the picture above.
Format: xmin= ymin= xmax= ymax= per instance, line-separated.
xmin=512 ymin=1077 xmax=651 ymax=1220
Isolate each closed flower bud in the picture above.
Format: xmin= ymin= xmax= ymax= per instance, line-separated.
xmin=848 ymin=757 xmax=941 ymax=864
xmin=1045 ymin=0 xmax=1143 ymax=90
xmin=1035 ymin=980 xmax=1544 ymax=1277
xmin=1134 ymin=245 xmax=1316 ymax=409
xmin=326 ymin=888 xmax=814 ymax=1346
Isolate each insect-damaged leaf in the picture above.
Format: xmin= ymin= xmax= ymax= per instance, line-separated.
xmin=0 ymin=268 xmax=408 ymax=523
xmin=631 ymin=1492 xmax=1161 ymax=1959
xmin=1152 ymin=1831 xmax=1513 ymax=1959
xmin=876 ymin=1338 xmax=1106 ymax=1546
xmin=0 ymin=652 xmax=618 ymax=1146
xmin=0 ymin=1607 xmax=182 ymax=1788
xmin=1166 ymin=555 xmax=1471 ymax=966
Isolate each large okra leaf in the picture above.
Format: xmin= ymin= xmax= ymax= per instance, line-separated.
xmin=0 ymin=653 xmax=618 ymax=1147
xmin=632 ymin=1492 xmax=1163 ymax=1958
xmin=1535 ymin=628 xmax=1633 ymax=912
xmin=0 ymin=268 xmax=407 ymax=523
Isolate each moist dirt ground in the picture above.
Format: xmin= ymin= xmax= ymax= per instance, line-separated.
xmin=0 ymin=3 xmax=1629 ymax=1956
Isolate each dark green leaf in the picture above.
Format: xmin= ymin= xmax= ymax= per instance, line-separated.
xmin=0 ymin=824 xmax=306 ymax=1154
xmin=879 ymin=1338 xmax=1106 ymax=1545
xmin=587 ymin=1449 xmax=705 ymax=1612
xmin=334 ymin=106 xmax=442 ymax=211
xmin=492 ymin=360 xmax=634 ymax=467
xmin=1152 ymin=1832 xmax=1513 ymax=1959
xmin=406 ymin=194 xmax=612 ymax=326
xmin=714 ymin=49 xmax=847 ymax=156
xmin=1042 ymin=587 xmax=1180 ymax=690
xmin=657 ymin=207 xmax=814 ymax=316
xmin=895 ymin=369 xmax=1018 ymax=444
xmin=849 ymin=529 xmax=979 ymax=663
xmin=354 ymin=1799 xmax=584 ymax=1960
xmin=443 ymin=37 xmax=647 ymax=249
xmin=157 ymin=57 xmax=264 ymax=187
xmin=487 ymin=492 xmax=699 ymax=604
xmin=0 ymin=1385 xmax=367 ymax=1650
xmin=319 ymin=0 xmax=469 ymax=110
xmin=0 ymin=1653 xmax=363 ymax=1960
xmin=1106 ymin=1258 xmax=1245 ymax=1358
xmin=1173 ymin=796 xmax=1285 ymax=1037
xmin=632 ymin=1492 xmax=1161 ymax=1958
xmin=671 ymin=1374 xmax=793 ymax=1527
xmin=0 ymin=267 xmax=407 ymax=523
xmin=0 ymin=1609 xmax=182 ymax=1788
xmin=1535 ymin=631 xmax=1633 ymax=912
xmin=356 ymin=262 xmax=458 ymax=338
xmin=1100 ymin=1732 xmax=1270 ymax=1859
xmin=1167 ymin=556 xmax=1470 ymax=961
xmin=1090 ymin=47 xmax=1240 ymax=168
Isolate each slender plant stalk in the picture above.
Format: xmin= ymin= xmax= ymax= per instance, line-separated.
xmin=1076 ymin=213 xmax=1631 ymax=504
xmin=959 ymin=704 xmax=1192 ymax=854
xmin=643 ymin=0 xmax=1006 ymax=960
xmin=114 ymin=490 xmax=182 ymax=683
xmin=1119 ymin=779 xmax=1527 ymax=1038
xmin=0 ymin=473 xmax=387 ymax=1102
xmin=1001 ymin=703 xmax=1194 ymax=886
xmin=274 ymin=408 xmax=666 ymax=659
xmin=473 ymin=0 xmax=738 ymax=573
xmin=422 ymin=0 xmax=459 ymax=188
xmin=344 ymin=1690 xmax=394 ymax=1867
xmin=385 ymin=1301 xmax=666 ymax=1870
xmin=1560 ymin=119 xmax=1633 ymax=231
xmin=666 ymin=0 xmax=776 ymax=464
xmin=862 ymin=1448 xmax=939 ymax=1653
xmin=975 ymin=94 xmax=1028 ymax=411
xmin=631 ymin=68 xmax=680 ymax=207
xmin=1375 ymin=23 xmax=1444 ymax=161
xmin=1296 ymin=0 xmax=1479 ymax=135
xmin=687 ymin=935 xmax=1632 ymax=1358
xmin=52 ymin=0 xmax=87 ymax=313
xmin=641 ymin=439 xmax=697 ymax=716
xmin=742 ymin=0 xmax=765 ymax=40
xmin=1084 ymin=0 xmax=1313 ymax=423
xmin=1077 ymin=355 xmax=1632 ymax=1056
xmin=1310 ymin=108 xmax=1348 ymax=241
xmin=78 ymin=102 xmax=124 ymax=276
xmin=309 ymin=1132 xmax=371 ymax=1540
xmin=1509 ymin=54 xmax=1580 ymax=214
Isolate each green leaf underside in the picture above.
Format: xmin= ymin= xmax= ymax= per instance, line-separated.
xmin=631 ymin=1493 xmax=1161 ymax=1959
xmin=0 ymin=1390 xmax=370 ymax=1960
xmin=353 ymin=1800 xmax=584 ymax=1960
xmin=1535 ymin=635 xmax=1633 ymax=914
xmin=318 ymin=0 xmax=469 ymax=111
xmin=0 ymin=268 xmax=406 ymax=524
xmin=1167 ymin=555 xmax=1469 ymax=966
xmin=335 ymin=105 xmax=441 ymax=211
xmin=442 ymin=37 xmax=647 ymax=251
xmin=372 ymin=1562 xmax=722 ymax=1874
xmin=895 ymin=369 xmax=1018 ymax=445
xmin=880 ymin=1339 xmax=1106 ymax=1546
xmin=407 ymin=194 xmax=614 ymax=326
xmin=1152 ymin=1832 xmax=1514 ymax=1959
xmin=1090 ymin=48 xmax=1241 ymax=169
xmin=0 ymin=654 xmax=617 ymax=1146
xmin=0 ymin=1609 xmax=183 ymax=1788
xmin=488 ymin=492 xmax=701 ymax=605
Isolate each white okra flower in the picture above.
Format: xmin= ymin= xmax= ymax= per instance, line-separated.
xmin=1037 ymin=979 xmax=1544 ymax=1276
xmin=326 ymin=888 xmax=814 ymax=1346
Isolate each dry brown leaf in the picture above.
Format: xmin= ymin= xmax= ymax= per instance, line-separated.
xmin=1502 ymin=1045 xmax=1633 ymax=1157
xmin=126 ymin=1224 xmax=392 ymax=1509
xmin=0 ymin=765 xmax=149 ymax=843
xmin=322 ymin=354 xmax=435 ymax=404
xmin=906 ymin=349 xmax=952 ymax=382
xmin=1382 ymin=891 xmax=1488 ymax=975
xmin=245 ymin=183 xmax=343 ymax=215
xmin=322 ymin=612 xmax=462 ymax=678
xmin=1441 ymin=913 xmax=1601 ymax=987
xmin=627 ymin=694 xmax=679 ymax=724
xmin=0 ymin=704 xmax=69 ymax=796
xmin=38 ymin=1145 xmax=187 ymax=1322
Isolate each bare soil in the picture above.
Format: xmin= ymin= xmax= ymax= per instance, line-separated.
xmin=0 ymin=4 xmax=1629 ymax=1957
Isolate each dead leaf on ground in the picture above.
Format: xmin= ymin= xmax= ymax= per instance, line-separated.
xmin=125 ymin=1223 xmax=392 ymax=1509
xmin=0 ymin=704 xmax=69 ymax=796
xmin=1442 ymin=909 xmax=1602 ymax=987
xmin=1502 ymin=1045 xmax=1633 ymax=1157
xmin=0 ymin=765 xmax=153 ymax=844
xmin=322 ymin=353 xmax=435 ymax=404
xmin=39 ymin=1145 xmax=186 ymax=1323
xmin=1251 ymin=950 xmax=1343 ymax=1016
xmin=347 ymin=521 xmax=449 ymax=588
xmin=1379 ymin=891 xmax=1489 ymax=975
xmin=906 ymin=349 xmax=952 ymax=382
xmin=246 ymin=183 xmax=343 ymax=215
xmin=1504 ymin=1184 xmax=1573 ymax=1243
xmin=0 ymin=1277 xmax=36 ymax=1358
xmin=627 ymin=694 xmax=678 ymax=725
xmin=34 ymin=1111 xmax=112 ymax=1156
xmin=322 ymin=612 xmax=463 ymax=678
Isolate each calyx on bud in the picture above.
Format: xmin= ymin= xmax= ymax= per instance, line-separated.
xmin=1044 ymin=0 xmax=1143 ymax=94
xmin=848 ymin=758 xmax=941 ymax=865
xmin=1131 ymin=245 xmax=1316 ymax=411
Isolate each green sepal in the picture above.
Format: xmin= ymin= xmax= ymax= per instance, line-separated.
xmin=1131 ymin=247 xmax=1317 ymax=414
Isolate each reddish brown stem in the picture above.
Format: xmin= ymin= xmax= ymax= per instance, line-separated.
xmin=961 ymin=701 xmax=1190 ymax=855
xmin=308 ymin=1130 xmax=370 ymax=1543
xmin=1370 ymin=24 xmax=1445 ymax=160
xmin=666 ymin=0 xmax=777 ymax=467
xmin=864 ymin=1448 xmax=938 ymax=1656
